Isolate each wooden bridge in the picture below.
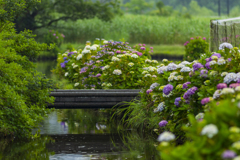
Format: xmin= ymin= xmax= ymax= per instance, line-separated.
xmin=48 ymin=89 xmax=141 ymax=109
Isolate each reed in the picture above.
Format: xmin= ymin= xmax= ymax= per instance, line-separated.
xmin=55 ymin=14 xmax=211 ymax=45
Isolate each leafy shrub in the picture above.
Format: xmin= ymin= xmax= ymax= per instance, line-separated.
xmin=0 ymin=0 xmax=55 ymax=138
xmin=184 ymin=36 xmax=209 ymax=61
xmin=54 ymin=39 xmax=156 ymax=89
xmin=43 ymin=30 xmax=65 ymax=56
xmin=158 ymin=99 xmax=240 ymax=160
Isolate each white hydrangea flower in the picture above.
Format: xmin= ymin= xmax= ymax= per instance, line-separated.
xmin=180 ymin=67 xmax=191 ymax=72
xmin=62 ymin=53 xmax=67 ymax=57
xmin=142 ymin=71 xmax=148 ymax=74
xmin=157 ymin=66 xmax=167 ymax=74
xmin=150 ymin=83 xmax=160 ymax=90
xmin=235 ymin=86 xmax=240 ymax=92
xmin=163 ymin=92 xmax=172 ymax=97
xmin=90 ymin=46 xmax=97 ymax=50
xmin=117 ymin=54 xmax=123 ymax=58
xmin=92 ymin=44 xmax=99 ymax=48
xmin=145 ymin=59 xmax=151 ymax=63
xmin=76 ymin=54 xmax=83 ymax=60
xmin=224 ymin=73 xmax=237 ymax=84
xmin=213 ymin=90 xmax=222 ymax=99
xmin=232 ymin=141 xmax=240 ymax=150
xmin=148 ymin=66 xmax=157 ymax=72
xmin=177 ymin=64 xmax=185 ymax=69
xmin=101 ymin=83 xmax=106 ymax=86
xmin=152 ymin=60 xmax=158 ymax=63
xmin=167 ymin=63 xmax=178 ymax=71
xmin=102 ymin=65 xmax=110 ymax=70
xmin=103 ymin=40 xmax=108 ymax=44
xmin=180 ymin=61 xmax=191 ymax=65
xmin=192 ymin=60 xmax=198 ymax=63
xmin=233 ymin=156 xmax=240 ymax=160
xmin=82 ymin=49 xmax=90 ymax=54
xmin=113 ymin=69 xmax=122 ymax=75
xmin=73 ymin=65 xmax=78 ymax=69
xmin=64 ymin=72 xmax=68 ymax=77
xmin=209 ymin=61 xmax=217 ymax=66
xmin=112 ymin=57 xmax=120 ymax=62
xmin=201 ymin=124 xmax=218 ymax=138
xmin=217 ymin=58 xmax=226 ymax=65
xmin=144 ymin=74 xmax=151 ymax=77
xmin=170 ymin=71 xmax=178 ymax=76
xmin=131 ymin=54 xmax=139 ymax=58
xmin=162 ymin=59 xmax=168 ymax=62
xmin=128 ymin=62 xmax=134 ymax=67
xmin=168 ymin=75 xmax=176 ymax=82
xmin=157 ymin=131 xmax=175 ymax=142
xmin=221 ymin=88 xmax=235 ymax=95
xmin=195 ymin=113 xmax=204 ymax=120
xmin=176 ymin=75 xmax=183 ymax=80
xmin=209 ymin=71 xmax=218 ymax=76
xmin=219 ymin=42 xmax=233 ymax=50
xmin=72 ymin=63 xmax=75 ymax=66
xmin=84 ymin=45 xmax=91 ymax=50
xmin=106 ymin=83 xmax=112 ymax=87
xmin=74 ymin=83 xmax=79 ymax=87
xmin=221 ymin=72 xmax=228 ymax=77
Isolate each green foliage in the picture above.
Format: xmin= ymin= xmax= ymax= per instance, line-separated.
xmin=124 ymin=0 xmax=153 ymax=14
xmin=14 ymin=0 xmax=122 ymax=32
xmin=0 ymin=0 xmax=55 ymax=138
xmin=184 ymin=36 xmax=209 ymax=61
xmin=43 ymin=30 xmax=65 ymax=56
xmin=159 ymin=99 xmax=240 ymax=160
xmin=51 ymin=15 xmax=211 ymax=45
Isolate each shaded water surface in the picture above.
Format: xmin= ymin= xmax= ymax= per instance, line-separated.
xmin=0 ymin=61 xmax=160 ymax=160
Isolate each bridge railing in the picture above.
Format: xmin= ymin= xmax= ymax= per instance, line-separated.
xmin=48 ymin=89 xmax=141 ymax=109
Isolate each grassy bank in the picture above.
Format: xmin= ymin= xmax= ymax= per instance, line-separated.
xmin=35 ymin=15 xmax=211 ymax=45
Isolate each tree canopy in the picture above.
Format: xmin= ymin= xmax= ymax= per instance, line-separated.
xmin=14 ymin=0 xmax=122 ymax=32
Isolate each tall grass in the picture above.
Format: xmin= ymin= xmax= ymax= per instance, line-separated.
xmin=53 ymin=15 xmax=211 ymax=45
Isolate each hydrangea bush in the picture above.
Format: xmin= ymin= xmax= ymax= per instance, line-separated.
xmin=158 ymin=99 xmax=240 ymax=160
xmin=184 ymin=36 xmax=209 ymax=62
xmin=54 ymin=39 xmax=156 ymax=89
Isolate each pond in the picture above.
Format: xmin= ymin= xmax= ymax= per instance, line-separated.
xmin=0 ymin=61 xmax=160 ymax=160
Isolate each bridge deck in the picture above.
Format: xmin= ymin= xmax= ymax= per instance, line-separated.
xmin=48 ymin=89 xmax=141 ymax=109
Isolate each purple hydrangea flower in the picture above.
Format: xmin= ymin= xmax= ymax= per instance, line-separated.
xmin=96 ymin=73 xmax=102 ymax=77
xmin=163 ymin=84 xmax=173 ymax=95
xmin=63 ymin=57 xmax=67 ymax=60
xmin=205 ymin=62 xmax=212 ymax=70
xmin=137 ymin=52 xmax=143 ymax=56
xmin=174 ymin=97 xmax=181 ymax=106
xmin=205 ymin=58 xmax=210 ymax=62
xmin=192 ymin=63 xmax=203 ymax=71
xmin=60 ymin=63 xmax=65 ymax=68
xmin=146 ymin=89 xmax=153 ymax=94
xmin=67 ymin=52 xmax=75 ymax=56
xmin=200 ymin=69 xmax=208 ymax=78
xmin=229 ymin=83 xmax=240 ymax=88
xmin=183 ymin=82 xmax=191 ymax=89
xmin=159 ymin=120 xmax=168 ymax=127
xmin=203 ymin=37 xmax=206 ymax=40
xmin=201 ymin=97 xmax=210 ymax=105
xmin=53 ymin=33 xmax=56 ymax=36
xmin=64 ymin=60 xmax=68 ymax=63
xmin=142 ymin=44 xmax=146 ymax=46
xmin=140 ymin=47 xmax=145 ymax=50
xmin=210 ymin=53 xmax=221 ymax=60
xmin=183 ymin=87 xmax=198 ymax=100
xmin=228 ymin=58 xmax=232 ymax=62
xmin=150 ymin=47 xmax=153 ymax=50
xmin=116 ymin=50 xmax=121 ymax=54
xmin=190 ymin=37 xmax=194 ymax=40
xmin=222 ymin=150 xmax=236 ymax=159
xmin=217 ymin=83 xmax=227 ymax=89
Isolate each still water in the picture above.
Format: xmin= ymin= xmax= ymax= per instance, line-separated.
xmin=0 ymin=61 xmax=160 ymax=160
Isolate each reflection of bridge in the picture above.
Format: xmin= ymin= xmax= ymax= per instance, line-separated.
xmin=46 ymin=134 xmax=125 ymax=154
xmin=48 ymin=89 xmax=140 ymax=109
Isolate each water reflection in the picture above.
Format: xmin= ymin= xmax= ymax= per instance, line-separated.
xmin=2 ymin=109 xmax=160 ymax=160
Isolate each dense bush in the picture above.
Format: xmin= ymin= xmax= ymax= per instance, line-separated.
xmin=184 ymin=36 xmax=209 ymax=61
xmin=0 ymin=0 xmax=55 ymax=138
xmin=54 ymin=39 xmax=156 ymax=89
